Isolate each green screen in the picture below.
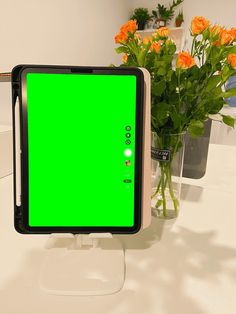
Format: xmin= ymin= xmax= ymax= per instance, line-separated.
xmin=26 ymin=73 xmax=137 ymax=227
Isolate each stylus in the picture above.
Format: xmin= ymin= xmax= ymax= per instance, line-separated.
xmin=15 ymin=96 xmax=22 ymax=206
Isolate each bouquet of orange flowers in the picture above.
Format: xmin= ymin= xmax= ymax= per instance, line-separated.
xmin=114 ymin=17 xmax=236 ymax=218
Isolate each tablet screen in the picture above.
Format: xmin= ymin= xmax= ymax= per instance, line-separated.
xmin=26 ymin=72 xmax=137 ymax=228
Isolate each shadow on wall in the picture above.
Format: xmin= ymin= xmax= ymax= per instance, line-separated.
xmin=1 ymin=220 xmax=236 ymax=314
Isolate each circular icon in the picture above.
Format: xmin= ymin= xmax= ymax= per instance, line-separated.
xmin=125 ymin=140 xmax=131 ymax=145
xmin=125 ymin=160 xmax=131 ymax=166
xmin=126 ymin=133 xmax=131 ymax=138
xmin=124 ymin=149 xmax=132 ymax=157
xmin=125 ymin=125 xmax=131 ymax=131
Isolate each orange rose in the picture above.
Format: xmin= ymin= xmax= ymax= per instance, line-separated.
xmin=191 ymin=16 xmax=210 ymax=35
xmin=143 ymin=36 xmax=152 ymax=45
xmin=176 ymin=52 xmax=195 ymax=69
xmin=156 ymin=27 xmax=170 ymax=37
xmin=114 ymin=31 xmax=128 ymax=44
xmin=122 ymin=54 xmax=128 ymax=63
xmin=230 ymin=28 xmax=236 ymax=40
xmin=210 ymin=25 xmax=223 ymax=36
xmin=120 ymin=20 xmax=137 ymax=34
xmin=220 ymin=29 xmax=234 ymax=45
xmin=211 ymin=25 xmax=223 ymax=47
xmin=213 ymin=40 xmax=221 ymax=47
xmin=150 ymin=42 xmax=161 ymax=53
xmin=228 ymin=54 xmax=236 ymax=69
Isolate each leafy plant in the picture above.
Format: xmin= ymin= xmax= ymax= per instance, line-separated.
xmin=152 ymin=0 xmax=184 ymax=22
xmin=130 ymin=8 xmax=151 ymax=30
xmin=114 ymin=18 xmax=236 ymax=217
xmin=176 ymin=10 xmax=184 ymax=21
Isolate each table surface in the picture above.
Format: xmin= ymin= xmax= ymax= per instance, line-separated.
xmin=0 ymin=143 xmax=236 ymax=314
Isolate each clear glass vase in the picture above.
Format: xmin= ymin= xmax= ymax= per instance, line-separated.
xmin=151 ymin=132 xmax=186 ymax=219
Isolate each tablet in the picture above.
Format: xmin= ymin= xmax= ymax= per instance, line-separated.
xmin=12 ymin=65 xmax=145 ymax=234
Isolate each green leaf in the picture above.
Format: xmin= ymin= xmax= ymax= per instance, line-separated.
xmin=222 ymin=115 xmax=235 ymax=128
xmin=152 ymin=10 xmax=158 ymax=18
xmin=221 ymin=88 xmax=236 ymax=99
xmin=221 ymin=65 xmax=231 ymax=82
xmin=170 ymin=72 xmax=178 ymax=86
xmin=154 ymin=60 xmax=166 ymax=68
xmin=187 ymin=65 xmax=200 ymax=79
xmin=205 ymin=75 xmax=221 ymax=92
xmin=152 ymin=81 xmax=166 ymax=96
xmin=151 ymin=116 xmax=158 ymax=129
xmin=170 ymin=111 xmax=181 ymax=129
xmin=188 ymin=120 xmax=205 ymax=138
xmin=152 ymin=102 xmax=171 ymax=127
xmin=162 ymin=55 xmax=173 ymax=63
xmin=202 ymin=28 xmax=210 ymax=40
xmin=228 ymin=46 xmax=236 ymax=54
xmin=212 ymin=86 xmax=223 ymax=97
xmin=186 ymin=81 xmax=192 ymax=89
xmin=115 ymin=46 xmax=128 ymax=54
xmin=157 ymin=67 xmax=167 ymax=76
xmin=167 ymin=69 xmax=174 ymax=81
xmin=167 ymin=44 xmax=176 ymax=55
xmin=208 ymin=100 xmax=224 ymax=114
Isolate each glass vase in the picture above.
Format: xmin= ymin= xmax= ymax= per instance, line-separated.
xmin=151 ymin=132 xmax=186 ymax=219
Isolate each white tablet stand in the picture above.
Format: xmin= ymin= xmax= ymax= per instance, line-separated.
xmin=39 ymin=233 xmax=125 ymax=296
xmin=39 ymin=68 xmax=151 ymax=296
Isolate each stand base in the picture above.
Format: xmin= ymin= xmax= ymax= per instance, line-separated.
xmin=39 ymin=234 xmax=125 ymax=296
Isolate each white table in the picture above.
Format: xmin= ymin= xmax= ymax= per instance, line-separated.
xmin=0 ymin=144 xmax=236 ymax=314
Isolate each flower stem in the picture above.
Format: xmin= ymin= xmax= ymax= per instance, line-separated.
xmin=191 ymin=36 xmax=196 ymax=56
xmin=160 ymin=163 xmax=167 ymax=217
xmin=151 ymin=179 xmax=161 ymax=199
xmin=166 ymin=163 xmax=179 ymax=216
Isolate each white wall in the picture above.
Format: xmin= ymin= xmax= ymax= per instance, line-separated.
xmin=131 ymin=0 xmax=157 ymax=11
xmin=183 ymin=0 xmax=236 ymax=30
xmin=0 ymin=0 xmax=131 ymax=124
